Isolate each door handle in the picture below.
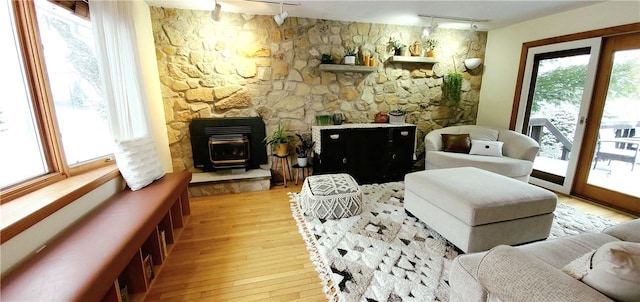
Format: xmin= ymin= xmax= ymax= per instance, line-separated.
xmin=580 ymin=116 xmax=586 ymax=125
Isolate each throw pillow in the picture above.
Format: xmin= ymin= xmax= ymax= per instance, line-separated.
xmin=113 ymin=135 xmax=165 ymax=191
xmin=441 ymin=134 xmax=471 ymax=153
xmin=562 ymin=241 xmax=640 ymax=302
xmin=469 ymin=140 xmax=503 ymax=157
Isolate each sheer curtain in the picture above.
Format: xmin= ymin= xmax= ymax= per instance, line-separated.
xmin=90 ymin=1 xmax=164 ymax=190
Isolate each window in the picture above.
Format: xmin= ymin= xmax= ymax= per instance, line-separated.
xmin=1 ymin=0 xmax=112 ymax=201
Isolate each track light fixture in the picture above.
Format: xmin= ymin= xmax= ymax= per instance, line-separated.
xmin=464 ymin=22 xmax=478 ymax=41
xmin=211 ymin=0 xmax=221 ymax=21
xmin=274 ymin=2 xmax=288 ymax=26
xmin=422 ymin=16 xmax=439 ymax=39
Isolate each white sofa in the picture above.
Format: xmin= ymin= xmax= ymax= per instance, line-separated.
xmin=424 ymin=125 xmax=539 ymax=182
xmin=449 ymin=218 xmax=640 ymax=302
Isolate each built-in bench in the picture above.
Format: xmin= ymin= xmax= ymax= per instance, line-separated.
xmin=1 ymin=172 xmax=192 ymax=302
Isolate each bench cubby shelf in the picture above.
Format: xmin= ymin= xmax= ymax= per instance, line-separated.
xmin=1 ymin=172 xmax=192 ymax=302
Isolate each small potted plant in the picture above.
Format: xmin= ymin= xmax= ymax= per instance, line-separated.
xmin=344 ymin=47 xmax=357 ymax=65
xmin=263 ymin=123 xmax=290 ymax=156
xmin=321 ymin=53 xmax=333 ymax=64
xmin=425 ymin=38 xmax=439 ymax=57
xmin=389 ymin=37 xmax=406 ymax=56
xmin=294 ymin=133 xmax=315 ymax=167
xmin=389 ymin=106 xmax=407 ymax=124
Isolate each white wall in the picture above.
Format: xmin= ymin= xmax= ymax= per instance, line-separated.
xmin=478 ymin=1 xmax=640 ymax=128
xmin=134 ymin=1 xmax=173 ymax=172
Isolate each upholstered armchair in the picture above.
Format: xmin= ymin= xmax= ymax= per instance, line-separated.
xmin=424 ymin=125 xmax=540 ymax=182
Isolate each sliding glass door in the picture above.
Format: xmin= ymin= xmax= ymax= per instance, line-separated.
xmin=515 ymin=38 xmax=601 ymax=194
xmin=574 ymin=32 xmax=640 ymax=215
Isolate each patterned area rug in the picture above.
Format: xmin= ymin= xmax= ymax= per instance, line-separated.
xmin=289 ymin=181 xmax=615 ymax=302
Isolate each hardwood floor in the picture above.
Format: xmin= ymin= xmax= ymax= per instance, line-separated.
xmin=144 ymin=183 xmax=637 ymax=301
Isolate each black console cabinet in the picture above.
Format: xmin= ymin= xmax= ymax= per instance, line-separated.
xmin=312 ymin=124 xmax=416 ymax=184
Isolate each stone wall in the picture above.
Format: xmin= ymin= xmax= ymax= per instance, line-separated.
xmin=149 ymin=7 xmax=487 ymax=172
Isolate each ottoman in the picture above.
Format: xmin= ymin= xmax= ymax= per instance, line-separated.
xmin=404 ymin=167 xmax=557 ymax=253
xmin=300 ymin=173 xmax=363 ymax=219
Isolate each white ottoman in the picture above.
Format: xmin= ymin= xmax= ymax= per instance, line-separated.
xmin=300 ymin=173 xmax=363 ymax=219
xmin=404 ymin=167 xmax=557 ymax=253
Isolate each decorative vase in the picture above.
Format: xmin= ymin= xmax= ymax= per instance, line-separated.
xmin=344 ymin=55 xmax=356 ymax=65
xmin=401 ymin=47 xmax=409 ymax=56
xmin=426 ymin=49 xmax=436 ymax=57
xmin=297 ymin=157 xmax=308 ymax=167
xmin=275 ymin=143 xmax=288 ymax=156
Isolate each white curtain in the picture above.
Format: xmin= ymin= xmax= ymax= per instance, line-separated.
xmin=91 ymin=1 xmax=150 ymax=139
xmin=90 ymin=1 xmax=164 ymax=190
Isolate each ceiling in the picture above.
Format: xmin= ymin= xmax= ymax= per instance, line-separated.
xmin=145 ymin=0 xmax=602 ymax=31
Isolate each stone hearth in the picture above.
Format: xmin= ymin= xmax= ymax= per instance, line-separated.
xmin=189 ymin=168 xmax=271 ymax=197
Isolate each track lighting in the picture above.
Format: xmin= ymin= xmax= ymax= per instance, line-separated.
xmin=274 ymin=2 xmax=288 ymax=26
xmin=211 ymin=0 xmax=221 ymax=21
xmin=464 ymin=22 xmax=478 ymax=41
xmin=422 ymin=16 xmax=439 ymax=39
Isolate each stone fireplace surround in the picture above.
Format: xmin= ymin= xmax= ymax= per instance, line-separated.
xmin=149 ymin=8 xmax=486 ymax=196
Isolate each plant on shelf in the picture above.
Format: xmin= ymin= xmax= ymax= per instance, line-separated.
xmin=389 ymin=105 xmax=407 ymax=124
xmin=344 ymin=47 xmax=357 ymax=65
xmin=263 ymin=122 xmax=290 ymax=156
xmin=294 ymin=133 xmax=315 ymax=167
xmin=424 ymin=38 xmax=439 ymax=57
xmin=321 ymin=53 xmax=333 ymax=64
xmin=388 ymin=37 xmax=405 ymax=56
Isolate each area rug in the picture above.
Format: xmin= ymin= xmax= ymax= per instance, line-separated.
xmin=289 ymin=181 xmax=616 ymax=302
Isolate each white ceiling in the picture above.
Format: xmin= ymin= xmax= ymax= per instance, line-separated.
xmin=145 ymin=0 xmax=602 ymax=31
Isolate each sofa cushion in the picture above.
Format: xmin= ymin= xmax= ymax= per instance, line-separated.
xmin=603 ymin=219 xmax=640 ymax=243
xmin=425 ymin=151 xmax=533 ymax=178
xmin=469 ymin=140 xmax=503 ymax=157
xmin=441 ymin=133 xmax=471 ymax=153
xmin=519 ymin=232 xmax=620 ymax=269
xmin=563 ymin=241 xmax=640 ymax=302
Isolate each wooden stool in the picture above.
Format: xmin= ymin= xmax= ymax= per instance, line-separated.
xmin=292 ymin=164 xmax=312 ymax=185
xmin=271 ymin=154 xmax=292 ymax=187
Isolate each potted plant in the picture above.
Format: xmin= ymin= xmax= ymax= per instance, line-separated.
xmin=263 ymin=123 xmax=290 ymax=156
xmin=425 ymin=38 xmax=439 ymax=57
xmin=444 ymin=72 xmax=463 ymax=102
xmin=389 ymin=38 xmax=406 ymax=56
xmin=389 ymin=106 xmax=407 ymax=124
xmin=321 ymin=53 xmax=333 ymax=64
xmin=294 ymin=133 xmax=315 ymax=167
xmin=344 ymin=47 xmax=357 ymax=65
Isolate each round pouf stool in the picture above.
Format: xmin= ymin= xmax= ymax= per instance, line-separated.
xmin=300 ymin=173 xmax=363 ymax=219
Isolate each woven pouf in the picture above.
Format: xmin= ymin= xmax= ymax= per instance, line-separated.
xmin=300 ymin=173 xmax=363 ymax=219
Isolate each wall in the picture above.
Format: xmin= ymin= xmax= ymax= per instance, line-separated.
xmin=149 ymin=7 xmax=487 ymax=170
xmin=478 ymin=1 xmax=640 ymax=129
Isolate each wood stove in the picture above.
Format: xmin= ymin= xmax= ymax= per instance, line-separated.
xmin=190 ymin=117 xmax=267 ymax=172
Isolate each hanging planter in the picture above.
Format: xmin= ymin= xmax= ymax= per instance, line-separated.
xmin=444 ymin=72 xmax=463 ymax=102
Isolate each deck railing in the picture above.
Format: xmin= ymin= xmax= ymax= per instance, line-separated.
xmin=528 ymin=118 xmax=639 ymax=161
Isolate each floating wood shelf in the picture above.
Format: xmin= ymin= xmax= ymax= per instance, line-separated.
xmin=319 ymin=64 xmax=376 ymax=73
xmin=389 ymin=56 xmax=439 ymax=64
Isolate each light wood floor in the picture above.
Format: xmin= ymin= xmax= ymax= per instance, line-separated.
xmin=144 ymin=183 xmax=636 ymax=301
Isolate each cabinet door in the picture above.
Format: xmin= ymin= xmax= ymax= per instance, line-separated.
xmin=318 ymin=129 xmax=353 ymax=174
xmin=386 ymin=127 xmax=416 ymax=181
xmin=355 ymin=128 xmax=391 ymax=183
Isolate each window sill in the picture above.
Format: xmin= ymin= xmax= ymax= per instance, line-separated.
xmin=0 ymin=164 xmax=121 ymax=244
